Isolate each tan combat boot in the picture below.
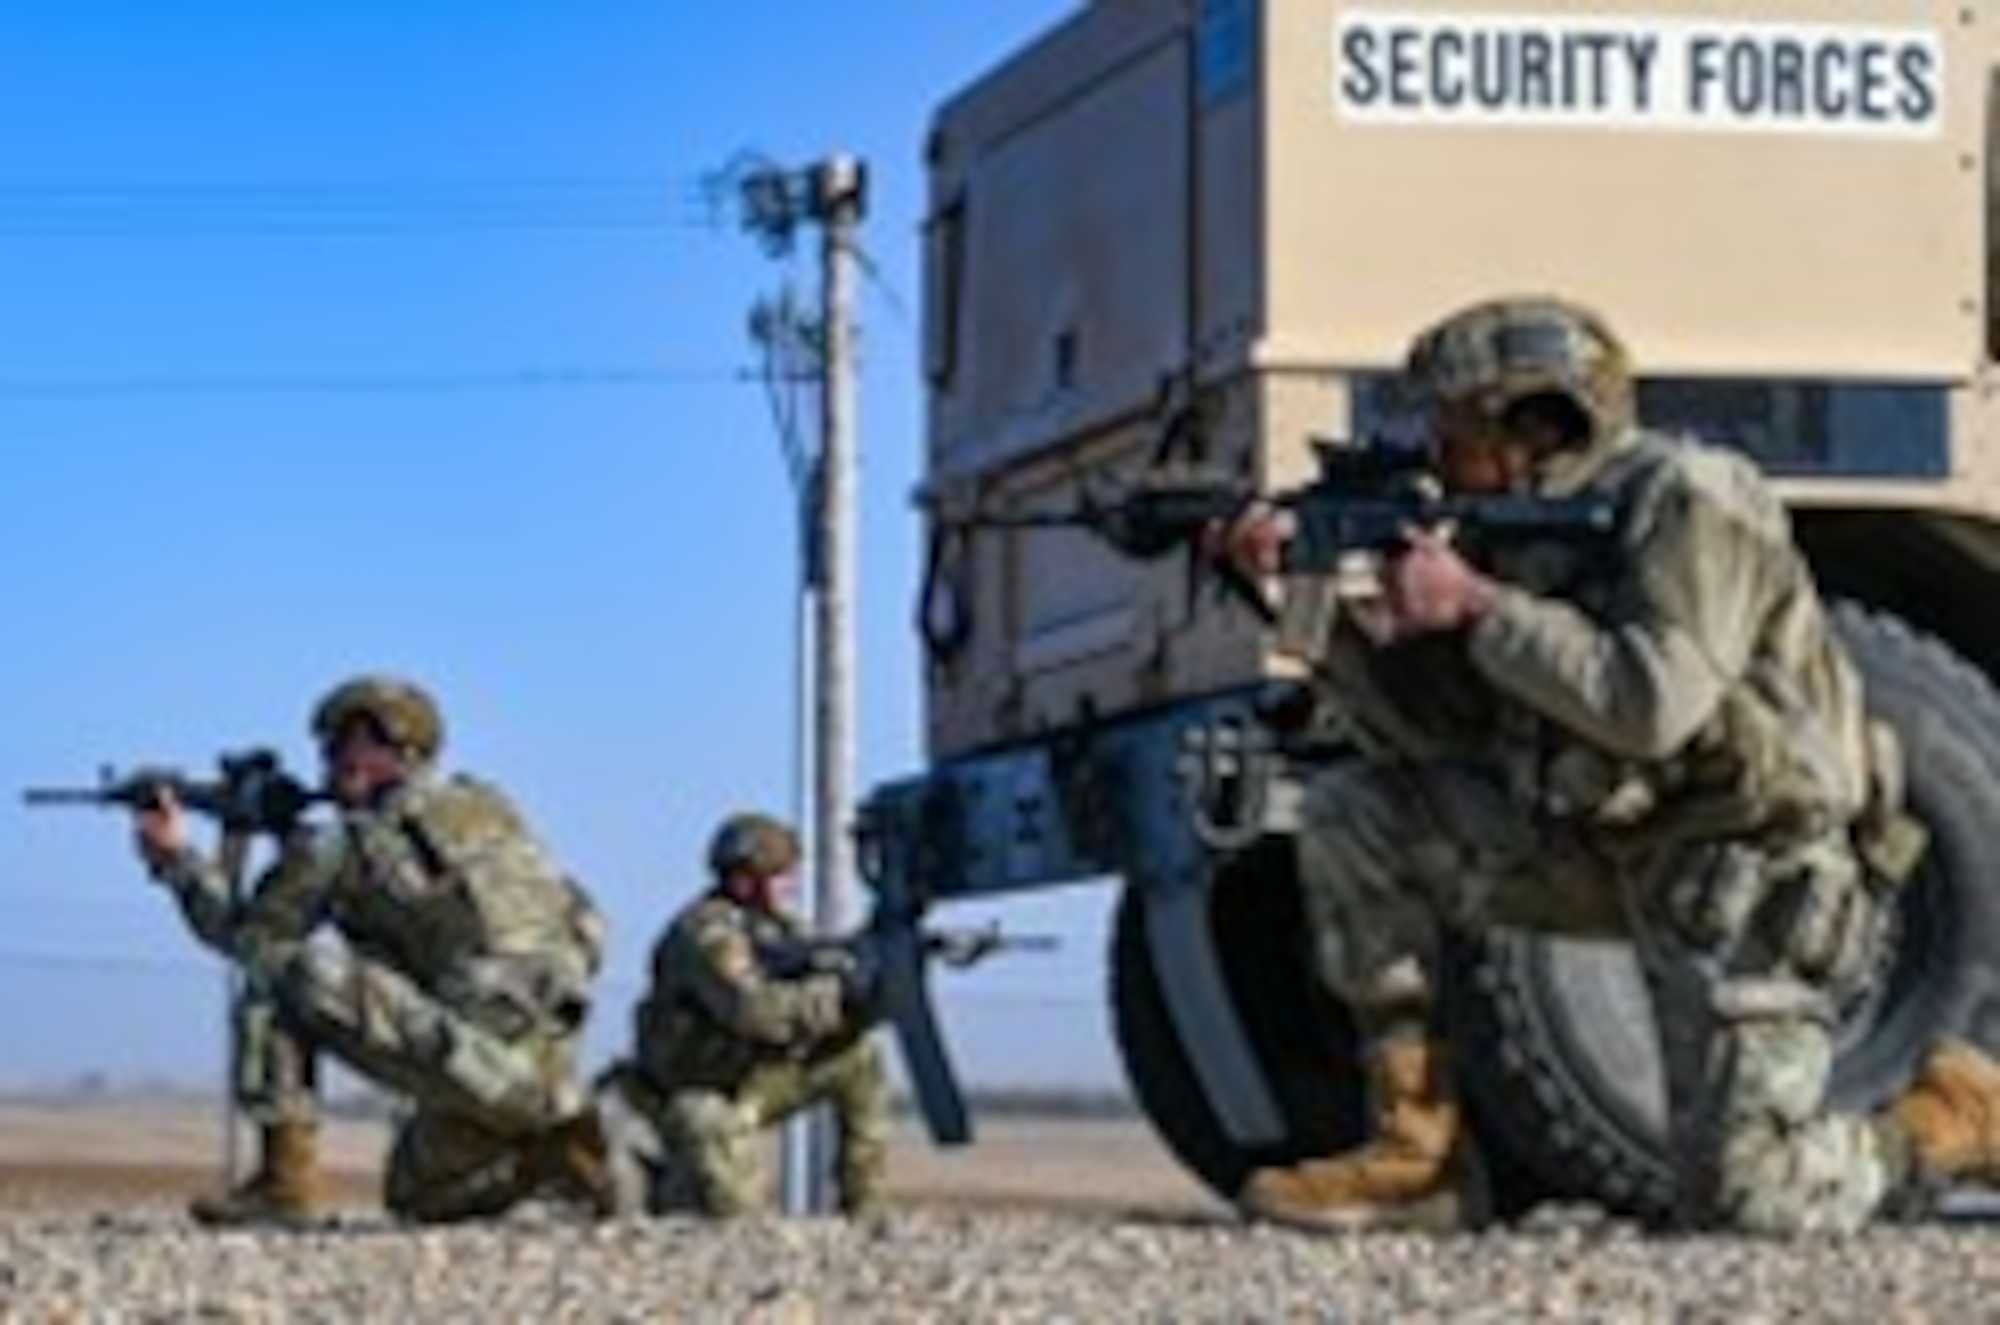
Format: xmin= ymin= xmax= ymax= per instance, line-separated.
xmin=189 ymin=1120 xmax=321 ymax=1227
xmin=1888 ymin=1039 xmax=2000 ymax=1185
xmin=1237 ymin=1038 xmax=1462 ymax=1232
xmin=527 ymin=1107 xmax=621 ymax=1218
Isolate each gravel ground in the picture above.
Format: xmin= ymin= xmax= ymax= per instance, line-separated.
xmin=6 ymin=1103 xmax=2000 ymax=1321
xmin=5 ymin=1207 xmax=2000 ymax=1322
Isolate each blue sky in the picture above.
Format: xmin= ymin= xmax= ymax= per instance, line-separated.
xmin=0 ymin=2 xmax=1122 ymax=1093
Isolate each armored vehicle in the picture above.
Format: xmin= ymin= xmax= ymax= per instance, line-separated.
xmin=860 ymin=0 xmax=2000 ymax=1220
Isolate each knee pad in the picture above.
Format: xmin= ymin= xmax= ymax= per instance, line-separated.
xmin=1710 ymin=1014 xmax=1836 ymax=1131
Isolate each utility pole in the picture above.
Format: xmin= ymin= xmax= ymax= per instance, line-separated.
xmin=732 ymin=151 xmax=868 ymax=1215
xmin=811 ymin=154 xmax=863 ymax=946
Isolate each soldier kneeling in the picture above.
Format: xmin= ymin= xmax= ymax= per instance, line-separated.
xmin=134 ymin=676 xmax=617 ymax=1226
xmin=599 ymin=812 xmax=889 ymax=1217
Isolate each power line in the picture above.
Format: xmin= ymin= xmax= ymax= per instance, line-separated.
xmin=0 ymin=176 xmax=724 ymax=238
xmin=851 ymin=240 xmax=914 ymax=335
xmin=0 ymin=946 xmax=207 ymax=975
xmin=0 ymin=364 xmax=750 ymax=401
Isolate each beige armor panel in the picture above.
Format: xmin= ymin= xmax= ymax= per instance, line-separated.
xmin=922 ymin=0 xmax=2000 ymax=758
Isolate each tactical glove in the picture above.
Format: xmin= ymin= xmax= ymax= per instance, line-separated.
xmin=835 ymin=931 xmax=885 ymax=1021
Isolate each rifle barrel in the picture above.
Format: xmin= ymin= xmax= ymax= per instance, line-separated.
xmin=21 ymin=788 xmax=110 ymax=805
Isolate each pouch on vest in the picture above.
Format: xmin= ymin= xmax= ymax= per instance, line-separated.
xmin=1664 ymin=684 xmax=1834 ymax=846
xmin=1850 ymin=718 xmax=1929 ymax=889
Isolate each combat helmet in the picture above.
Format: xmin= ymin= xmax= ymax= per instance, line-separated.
xmin=310 ymin=674 xmax=445 ymax=761
xmin=708 ymin=811 xmax=801 ymax=878
xmin=1403 ymin=295 xmax=1635 ymax=453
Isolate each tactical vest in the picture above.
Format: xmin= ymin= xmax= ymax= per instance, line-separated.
xmin=634 ymin=897 xmax=852 ymax=1093
xmin=1301 ymin=432 xmax=1875 ymax=859
xmin=635 ymin=899 xmax=770 ymax=1091
xmin=329 ymin=773 xmax=600 ymax=1036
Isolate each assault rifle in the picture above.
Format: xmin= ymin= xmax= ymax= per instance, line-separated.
xmin=921 ymin=921 xmax=1059 ymax=970
xmin=947 ymin=443 xmax=1617 ymax=619
xmin=764 ymin=922 xmax=1058 ymax=981
xmin=23 ymin=748 xmax=325 ymax=837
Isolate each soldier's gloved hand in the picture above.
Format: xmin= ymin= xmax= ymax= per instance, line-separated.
xmin=1202 ymin=501 xmax=1293 ymax=576
xmin=131 ymin=785 xmax=189 ymax=876
xmin=835 ymin=931 xmax=885 ymax=1021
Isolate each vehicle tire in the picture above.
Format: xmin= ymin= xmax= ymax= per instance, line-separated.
xmin=1107 ymin=837 xmax=1555 ymax=1217
xmin=1449 ymin=603 xmax=2000 ymax=1222
xmin=1107 ymin=839 xmax=1367 ymax=1203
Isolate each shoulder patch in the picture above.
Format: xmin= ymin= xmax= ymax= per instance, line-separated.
xmin=676 ymin=901 xmax=757 ymax=984
xmin=683 ymin=898 xmax=748 ymax=949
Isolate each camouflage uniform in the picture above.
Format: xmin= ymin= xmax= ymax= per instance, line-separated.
xmin=619 ymin=888 xmax=888 ymax=1216
xmin=153 ymin=769 xmax=608 ymax=1223
xmin=1278 ymin=296 xmax=1920 ymax=1233
xmin=228 ymin=934 xmax=321 ymax=1130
